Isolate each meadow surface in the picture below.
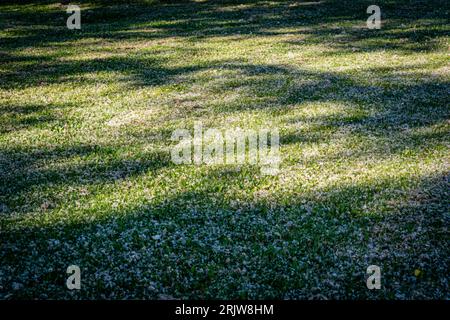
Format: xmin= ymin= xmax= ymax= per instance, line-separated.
xmin=0 ymin=0 xmax=449 ymax=299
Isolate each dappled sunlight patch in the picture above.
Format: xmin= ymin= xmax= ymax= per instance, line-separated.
xmin=432 ymin=64 xmax=450 ymax=77
xmin=281 ymin=101 xmax=369 ymax=122
xmin=58 ymin=51 xmax=123 ymax=62
xmin=106 ymin=109 xmax=156 ymax=127
xmin=276 ymin=151 xmax=448 ymax=206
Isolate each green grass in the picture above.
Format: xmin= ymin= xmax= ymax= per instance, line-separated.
xmin=0 ymin=0 xmax=449 ymax=299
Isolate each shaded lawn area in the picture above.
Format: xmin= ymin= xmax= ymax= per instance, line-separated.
xmin=0 ymin=0 xmax=449 ymax=299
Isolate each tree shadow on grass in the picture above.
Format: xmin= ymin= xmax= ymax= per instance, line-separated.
xmin=0 ymin=142 xmax=172 ymax=211
xmin=0 ymin=102 xmax=70 ymax=134
xmin=0 ymin=0 xmax=448 ymax=51
xmin=1 ymin=168 xmax=448 ymax=299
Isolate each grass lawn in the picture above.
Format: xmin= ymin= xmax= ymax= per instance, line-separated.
xmin=0 ymin=0 xmax=449 ymax=299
